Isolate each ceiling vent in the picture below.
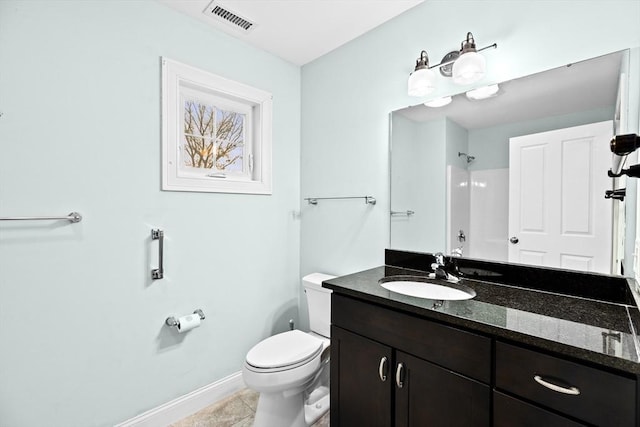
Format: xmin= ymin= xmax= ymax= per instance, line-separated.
xmin=203 ymin=1 xmax=256 ymax=33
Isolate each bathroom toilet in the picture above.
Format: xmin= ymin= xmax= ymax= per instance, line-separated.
xmin=242 ymin=273 xmax=335 ymax=427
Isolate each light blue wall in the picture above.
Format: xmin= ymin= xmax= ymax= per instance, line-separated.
xmin=389 ymin=114 xmax=421 ymax=250
xmin=301 ymin=0 xmax=640 ymax=280
xmin=0 ymin=1 xmax=300 ymax=426
xmin=416 ymin=119 xmax=447 ymax=251
xmin=389 ymin=115 xmax=446 ymax=252
xmin=468 ymin=106 xmax=615 ymax=170
xmin=446 ymin=119 xmax=469 ymax=169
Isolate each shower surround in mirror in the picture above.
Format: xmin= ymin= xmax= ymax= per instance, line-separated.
xmin=447 ymin=165 xmax=508 ymax=261
xmin=390 ymin=50 xmax=628 ymax=275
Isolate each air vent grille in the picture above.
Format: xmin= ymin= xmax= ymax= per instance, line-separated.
xmin=203 ymin=2 xmax=255 ymax=32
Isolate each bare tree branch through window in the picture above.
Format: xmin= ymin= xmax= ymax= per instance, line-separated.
xmin=183 ymin=100 xmax=245 ymax=171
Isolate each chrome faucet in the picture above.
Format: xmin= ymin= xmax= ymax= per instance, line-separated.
xmin=431 ymin=252 xmax=449 ymax=280
xmin=431 ymin=252 xmax=461 ymax=281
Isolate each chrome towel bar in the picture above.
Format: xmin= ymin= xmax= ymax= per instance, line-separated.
xmin=0 ymin=212 xmax=82 ymax=223
xmin=391 ymin=210 xmax=415 ymax=216
xmin=304 ymin=196 xmax=376 ymax=205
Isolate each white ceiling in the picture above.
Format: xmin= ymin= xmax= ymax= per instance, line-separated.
xmin=158 ymin=0 xmax=424 ymax=65
xmin=397 ymin=50 xmax=624 ymax=129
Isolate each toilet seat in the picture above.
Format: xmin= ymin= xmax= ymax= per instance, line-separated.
xmin=246 ymin=330 xmax=323 ymax=372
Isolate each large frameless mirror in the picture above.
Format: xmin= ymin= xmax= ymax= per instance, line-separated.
xmin=390 ymin=49 xmax=631 ymax=275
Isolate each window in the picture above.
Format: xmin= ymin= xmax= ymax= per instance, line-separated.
xmin=162 ymin=58 xmax=272 ymax=194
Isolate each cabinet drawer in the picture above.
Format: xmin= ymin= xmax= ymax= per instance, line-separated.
xmin=495 ymin=341 xmax=636 ymax=427
xmin=332 ymin=294 xmax=491 ymax=383
xmin=494 ymin=391 xmax=586 ymax=426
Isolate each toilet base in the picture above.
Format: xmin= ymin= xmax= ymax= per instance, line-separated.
xmin=304 ymin=389 xmax=330 ymax=426
xmin=252 ymin=386 xmax=330 ymax=427
xmin=253 ymin=390 xmax=305 ymax=427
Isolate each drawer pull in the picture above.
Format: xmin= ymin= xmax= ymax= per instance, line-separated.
xmin=378 ymin=357 xmax=388 ymax=382
xmin=533 ymin=375 xmax=580 ymax=395
xmin=396 ymin=363 xmax=404 ymax=388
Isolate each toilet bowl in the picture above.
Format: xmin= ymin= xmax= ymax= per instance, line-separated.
xmin=242 ymin=273 xmax=335 ymax=427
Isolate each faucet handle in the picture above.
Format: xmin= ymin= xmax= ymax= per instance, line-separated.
xmin=434 ymin=252 xmax=445 ymax=266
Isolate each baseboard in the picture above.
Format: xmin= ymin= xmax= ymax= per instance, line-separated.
xmin=115 ymin=371 xmax=244 ymax=427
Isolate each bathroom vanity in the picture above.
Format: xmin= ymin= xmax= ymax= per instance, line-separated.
xmin=323 ymin=250 xmax=640 ymax=427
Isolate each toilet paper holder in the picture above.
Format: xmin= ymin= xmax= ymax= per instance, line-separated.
xmin=165 ymin=309 xmax=205 ymax=329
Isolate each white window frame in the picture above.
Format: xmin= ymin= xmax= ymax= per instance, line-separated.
xmin=162 ymin=57 xmax=272 ymax=194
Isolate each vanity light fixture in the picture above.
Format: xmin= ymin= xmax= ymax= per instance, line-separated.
xmin=466 ymin=84 xmax=500 ymax=100
xmin=407 ymin=32 xmax=497 ymax=97
xmin=452 ymin=32 xmax=488 ymax=85
xmin=408 ymin=50 xmax=436 ymax=97
xmin=424 ymin=96 xmax=452 ymax=108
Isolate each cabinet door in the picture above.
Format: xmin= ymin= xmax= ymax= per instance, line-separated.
xmin=395 ymin=351 xmax=490 ymax=427
xmin=330 ymin=326 xmax=393 ymax=427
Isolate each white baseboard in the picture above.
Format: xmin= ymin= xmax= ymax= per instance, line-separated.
xmin=115 ymin=371 xmax=245 ymax=427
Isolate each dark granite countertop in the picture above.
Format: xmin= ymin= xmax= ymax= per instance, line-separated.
xmin=323 ymin=253 xmax=640 ymax=375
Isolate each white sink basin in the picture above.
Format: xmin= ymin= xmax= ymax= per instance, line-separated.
xmin=379 ymin=276 xmax=476 ymax=300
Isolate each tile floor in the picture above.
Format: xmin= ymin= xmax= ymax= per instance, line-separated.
xmin=170 ymin=388 xmax=330 ymax=427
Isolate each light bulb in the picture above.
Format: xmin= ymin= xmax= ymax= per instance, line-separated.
xmin=452 ymin=51 xmax=486 ymax=85
xmin=466 ymin=84 xmax=499 ymax=100
xmin=408 ymin=68 xmax=436 ymax=97
xmin=424 ymin=96 xmax=452 ymax=108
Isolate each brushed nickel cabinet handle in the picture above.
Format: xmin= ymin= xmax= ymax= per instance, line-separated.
xmin=533 ymin=375 xmax=580 ymax=395
xmin=396 ymin=363 xmax=404 ymax=388
xmin=378 ymin=357 xmax=388 ymax=382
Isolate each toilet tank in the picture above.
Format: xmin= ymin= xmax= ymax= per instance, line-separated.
xmin=303 ymin=273 xmax=336 ymax=338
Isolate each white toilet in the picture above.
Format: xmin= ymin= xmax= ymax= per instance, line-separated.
xmin=242 ymin=273 xmax=335 ymax=427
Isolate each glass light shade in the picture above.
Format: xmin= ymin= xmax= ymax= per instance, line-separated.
xmin=424 ymin=96 xmax=452 ymax=108
xmin=408 ymin=68 xmax=436 ymax=97
xmin=466 ymin=84 xmax=499 ymax=100
xmin=452 ymin=51 xmax=486 ymax=85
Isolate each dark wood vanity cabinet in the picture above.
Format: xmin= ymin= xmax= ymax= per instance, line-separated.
xmin=330 ymin=294 xmax=491 ymax=427
xmin=330 ymin=293 xmax=639 ymax=427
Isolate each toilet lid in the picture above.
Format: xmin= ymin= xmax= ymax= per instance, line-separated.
xmin=246 ymin=330 xmax=323 ymax=369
